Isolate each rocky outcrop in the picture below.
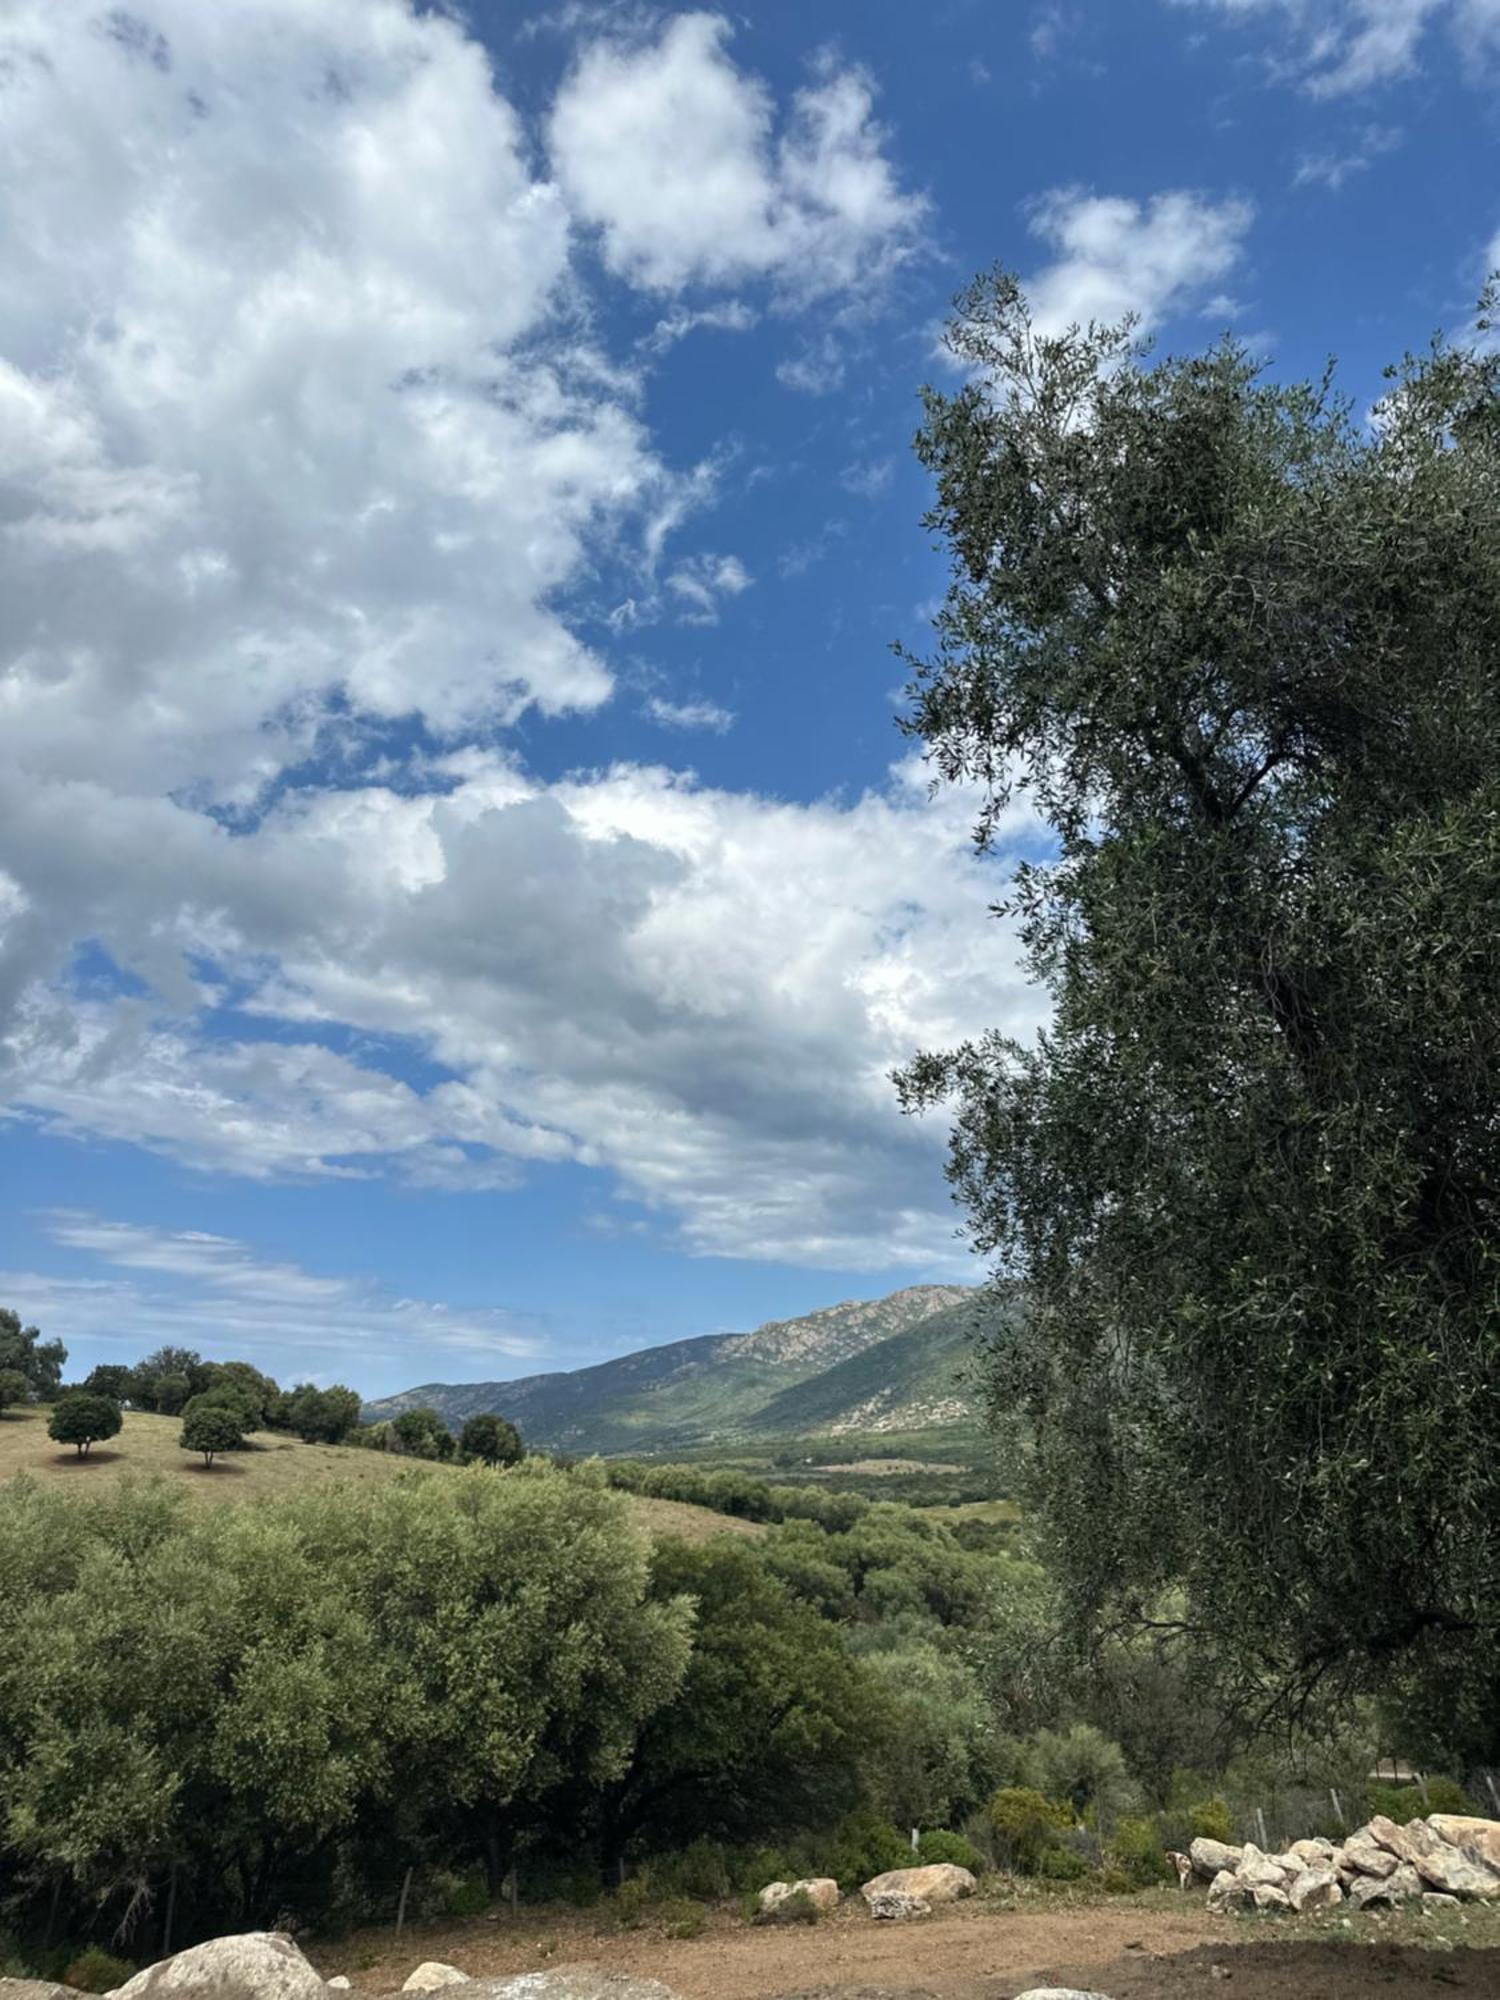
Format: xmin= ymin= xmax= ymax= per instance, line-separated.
xmin=865 ymin=1890 xmax=931 ymax=1920
xmin=107 ymin=1933 xmax=328 ymax=2000
xmin=0 ymin=1982 xmax=73 ymax=2000
xmin=402 ymin=1969 xmax=469 ymax=1993
xmin=1189 ymin=1813 xmax=1500 ymax=1913
xmin=756 ymin=1877 xmax=839 ymax=1915
xmin=860 ymin=1863 xmax=975 ymax=1905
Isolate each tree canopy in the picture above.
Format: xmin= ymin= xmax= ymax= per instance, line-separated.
xmin=898 ymin=272 xmax=1500 ymax=1738
xmin=460 ymin=1412 xmax=523 ymax=1467
xmin=0 ymin=1308 xmax=66 ymax=1402
xmin=46 ymin=1392 xmax=123 ymax=1458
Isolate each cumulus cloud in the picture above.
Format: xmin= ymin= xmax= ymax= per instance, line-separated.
xmin=548 ymin=12 xmax=927 ymax=301
xmin=1022 ymin=188 xmax=1254 ymax=338
xmin=1170 ymin=0 xmax=1500 ymax=93
xmin=0 ymin=0 xmax=683 ymax=800
xmin=0 ymin=0 xmax=1033 ymax=1282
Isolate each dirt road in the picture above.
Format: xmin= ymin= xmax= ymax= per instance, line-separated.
xmin=326 ymin=1894 xmax=1500 ymax=1999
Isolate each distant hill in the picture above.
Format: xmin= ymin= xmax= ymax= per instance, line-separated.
xmin=363 ymin=1284 xmax=1003 ymax=1455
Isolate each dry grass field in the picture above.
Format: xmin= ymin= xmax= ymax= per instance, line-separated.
xmin=0 ymin=1406 xmax=763 ymax=1543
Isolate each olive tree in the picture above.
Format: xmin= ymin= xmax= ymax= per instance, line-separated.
xmin=898 ymin=272 xmax=1500 ymax=1735
xmin=181 ymin=1405 xmax=245 ymax=1466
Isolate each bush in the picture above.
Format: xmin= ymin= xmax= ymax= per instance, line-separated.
xmin=823 ymin=1809 xmax=909 ymax=1890
xmin=657 ymin=1897 xmax=708 ymax=1939
xmin=916 ymin=1828 xmax=985 ymax=1873
xmin=1367 ymin=1778 xmax=1474 ymax=1822
xmin=181 ymin=1404 xmax=246 ymax=1465
xmin=65 ymin=1949 xmax=134 ymax=1993
xmin=987 ymin=1787 xmax=1071 ymax=1875
xmin=1188 ymin=1798 xmax=1235 ymax=1844
xmin=1111 ymin=1816 xmax=1173 ymax=1888
xmin=1038 ymin=1844 xmax=1089 ymax=1881
xmin=650 ymin=1840 xmax=732 ymax=1902
xmin=753 ymin=1887 xmax=821 ymax=1925
xmin=443 ymin=1877 xmax=490 ymax=1918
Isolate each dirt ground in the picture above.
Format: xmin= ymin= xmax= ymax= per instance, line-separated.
xmin=316 ymin=1893 xmax=1500 ymax=2000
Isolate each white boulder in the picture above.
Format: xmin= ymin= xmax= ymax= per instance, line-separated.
xmin=1287 ymin=1867 xmax=1342 ymax=1913
xmin=1189 ymin=1838 xmax=1242 ymax=1880
xmin=860 ymin=1863 xmax=975 ymax=1904
xmin=757 ymin=1877 xmax=839 ymax=1915
xmin=107 ymin=1934 xmax=327 ymax=2000
xmin=403 ymin=1969 xmax=469 ymax=1993
xmin=865 ymin=1890 xmax=931 ymax=1920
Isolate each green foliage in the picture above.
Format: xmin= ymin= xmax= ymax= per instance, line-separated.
xmin=182 ymin=1386 xmax=259 ymax=1439
xmin=898 ymin=270 xmax=1500 ymax=1735
xmin=460 ymin=1412 xmax=523 ymax=1467
xmin=148 ymin=1374 xmax=192 ymax=1417
xmin=1367 ymin=1778 xmax=1475 ymax=1822
xmin=0 ymin=1308 xmax=66 ymax=1400
xmin=46 ymin=1393 xmax=122 ymax=1457
xmin=0 ymin=1368 xmax=31 ymax=1413
xmin=987 ymin=1787 xmax=1071 ymax=1875
xmin=1037 ymin=1844 xmax=1089 ymax=1882
xmin=181 ymin=1404 xmax=246 ymax=1465
xmin=753 ymin=1886 xmax=820 ymax=1925
xmin=1019 ymin=1725 xmax=1135 ymax=1825
xmin=916 ymin=1828 xmax=985 ymax=1872
xmin=392 ymin=1408 xmax=453 ymax=1460
xmin=820 ymin=1808 xmax=909 ymax=1890
xmin=442 ymin=1877 xmax=490 ymax=1918
xmin=284 ymin=1382 xmax=361 ymax=1444
xmin=1110 ymin=1817 xmax=1174 ymax=1889
xmin=82 ymin=1366 xmax=133 ymax=1403
xmin=64 ymin=1948 xmax=134 ymax=1992
xmin=1188 ymin=1798 xmax=1236 ymax=1844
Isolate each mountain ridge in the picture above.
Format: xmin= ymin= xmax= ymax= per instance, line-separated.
xmin=365 ymin=1283 xmax=988 ymax=1453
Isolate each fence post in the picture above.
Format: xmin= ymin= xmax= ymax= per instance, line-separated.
xmin=1255 ymin=1807 xmax=1269 ymax=1852
xmin=163 ymin=1862 xmax=178 ymax=1958
xmin=1329 ymin=1788 xmax=1344 ymax=1832
xmin=395 ymin=1864 xmax=413 ymax=1939
xmin=1486 ymin=1773 xmax=1500 ymax=1819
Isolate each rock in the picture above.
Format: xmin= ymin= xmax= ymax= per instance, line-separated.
xmin=1013 ymin=1991 xmax=1117 ymax=1999
xmin=1251 ymin=1883 xmax=1291 ymax=1911
xmin=464 ymin=1976 xmax=683 ymax=2000
xmin=1411 ymin=1844 xmax=1500 ymax=1900
xmin=1207 ymin=1868 xmax=1247 ymax=1911
xmin=107 ymin=1934 xmax=328 ymax=2000
xmin=0 ymin=1983 xmax=73 ymax=2000
xmin=1348 ymin=1862 xmax=1423 ymax=1909
xmin=1237 ymin=1846 xmax=1292 ymax=1891
xmin=1287 ymin=1867 xmax=1342 ymax=1912
xmin=403 ymin=1969 xmax=469 ymax=1993
xmin=1428 ymin=1815 xmax=1500 ymax=1873
xmin=860 ymin=1863 xmax=975 ymax=1905
xmin=1288 ymin=1838 xmax=1337 ymax=1866
xmin=1189 ymin=1837 xmax=1243 ymax=1880
xmin=1367 ymin=1815 xmax=1433 ymax=1871
xmin=865 ymin=1890 xmax=931 ymax=1920
xmin=1423 ymin=1893 xmax=1461 ymax=1910
xmin=757 ymin=1876 xmax=839 ymax=1914
xmin=1340 ymin=1832 xmax=1399 ymax=1879
xmin=327 ymin=1982 xmax=351 ymax=1992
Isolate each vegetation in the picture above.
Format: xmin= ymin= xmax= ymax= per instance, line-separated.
xmin=181 ymin=1405 xmax=246 ymax=1465
xmin=899 ymin=272 xmax=1500 ymax=1743
xmin=0 ymin=1308 xmax=66 ymax=1402
xmin=46 ymin=1392 xmax=122 ymax=1457
xmin=461 ymin=1413 xmax=523 ymax=1467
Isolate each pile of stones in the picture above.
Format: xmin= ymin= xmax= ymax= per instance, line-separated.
xmin=1189 ymin=1812 xmax=1500 ymax=1913
xmin=756 ymin=1860 xmax=977 ymax=1922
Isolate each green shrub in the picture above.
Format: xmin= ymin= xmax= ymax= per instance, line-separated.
xmin=987 ymin=1787 xmax=1072 ymax=1875
xmin=650 ymin=1839 xmax=731 ymax=1901
xmin=655 ymin=1896 xmax=708 ymax=1938
xmin=1111 ymin=1816 xmax=1173 ymax=1888
xmin=611 ymin=1875 xmax=654 ymax=1928
xmin=916 ymin=1828 xmax=985 ymax=1873
xmin=754 ymin=1887 xmax=821 ymax=1926
xmin=1099 ymin=1865 xmax=1136 ymax=1895
xmin=1188 ymin=1798 xmax=1235 ymax=1844
xmin=1367 ymin=1778 xmax=1474 ymax=1822
xmin=823 ymin=1808 xmax=909 ymax=1890
xmin=443 ymin=1876 xmax=490 ymax=1917
xmin=1038 ymin=1844 xmax=1089 ymax=1881
xmin=65 ymin=1949 xmax=134 ymax=1993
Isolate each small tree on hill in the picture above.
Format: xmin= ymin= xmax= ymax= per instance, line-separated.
xmin=47 ymin=1392 xmax=122 ymax=1458
xmin=284 ymin=1383 xmax=361 ymax=1444
xmin=460 ymin=1413 xmax=522 ymax=1467
xmin=0 ymin=1367 xmax=32 ymax=1414
xmin=0 ymin=1306 xmax=66 ymax=1400
xmin=181 ymin=1404 xmax=245 ymax=1467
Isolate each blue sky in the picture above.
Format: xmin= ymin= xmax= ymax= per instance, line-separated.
xmin=2 ymin=0 xmax=1496 ymax=1396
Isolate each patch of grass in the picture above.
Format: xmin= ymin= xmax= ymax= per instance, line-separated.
xmin=0 ymin=1408 xmax=759 ymax=1544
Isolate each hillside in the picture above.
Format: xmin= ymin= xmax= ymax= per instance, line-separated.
xmin=0 ymin=1407 xmax=760 ymax=1544
xmin=365 ymin=1283 xmax=995 ymax=1454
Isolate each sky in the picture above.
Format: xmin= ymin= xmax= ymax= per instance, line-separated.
xmin=2 ymin=0 xmax=1497 ymax=1396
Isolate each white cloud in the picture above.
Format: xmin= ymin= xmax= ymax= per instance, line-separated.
xmin=9 ymin=1211 xmax=542 ymax=1376
xmin=548 ymin=13 xmax=927 ymax=302
xmin=0 ymin=0 xmax=690 ymax=802
xmin=1022 ymin=189 xmax=1255 ymax=338
xmin=2 ymin=754 xmax=1043 ymax=1272
xmin=1170 ymin=0 xmax=1500 ymax=93
xmin=1292 ymin=122 xmax=1403 ymax=187
xmin=645 ymin=697 xmax=737 ymax=733
xmin=666 ymin=551 xmax=753 ymax=623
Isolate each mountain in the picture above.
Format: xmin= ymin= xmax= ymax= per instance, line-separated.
xmin=363 ymin=1284 xmax=996 ymax=1454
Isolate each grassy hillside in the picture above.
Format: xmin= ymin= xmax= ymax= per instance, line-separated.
xmin=365 ymin=1283 xmax=984 ymax=1455
xmin=0 ymin=1407 xmax=761 ymax=1544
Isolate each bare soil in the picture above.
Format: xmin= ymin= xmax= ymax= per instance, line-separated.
xmin=317 ymin=1893 xmax=1500 ymax=2000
